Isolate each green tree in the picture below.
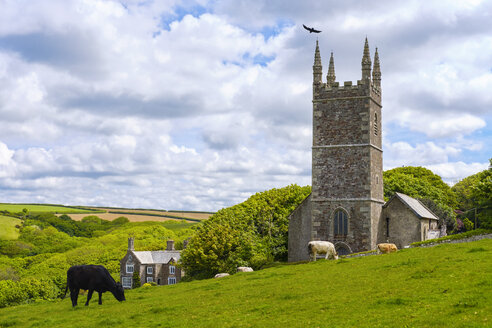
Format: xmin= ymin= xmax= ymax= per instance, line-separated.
xmin=470 ymin=159 xmax=492 ymax=228
xmin=180 ymin=185 xmax=311 ymax=279
xmin=452 ymin=172 xmax=482 ymax=211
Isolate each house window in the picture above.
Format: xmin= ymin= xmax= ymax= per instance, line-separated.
xmin=122 ymin=277 xmax=132 ymax=288
xmin=147 ymin=266 xmax=153 ymax=274
xmin=386 ymin=217 xmax=390 ymax=238
xmin=334 ymin=209 xmax=348 ymax=237
xmin=146 ymin=277 xmax=153 ymax=283
xmin=168 ymin=277 xmax=176 ymax=285
xmin=126 ymin=264 xmax=134 ymax=274
xmin=169 ymin=265 xmax=175 ymax=275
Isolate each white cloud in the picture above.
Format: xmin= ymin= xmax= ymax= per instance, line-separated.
xmin=0 ymin=0 xmax=490 ymax=210
xmin=427 ymin=161 xmax=489 ymax=185
xmin=384 ymin=141 xmax=462 ymax=167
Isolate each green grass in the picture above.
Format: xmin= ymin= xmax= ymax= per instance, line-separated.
xmin=1 ymin=239 xmax=490 ymax=327
xmin=0 ymin=204 xmax=102 ymax=214
xmin=0 ymin=215 xmax=21 ymax=240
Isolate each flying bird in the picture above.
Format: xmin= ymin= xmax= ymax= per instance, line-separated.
xmin=303 ymin=24 xmax=321 ymax=33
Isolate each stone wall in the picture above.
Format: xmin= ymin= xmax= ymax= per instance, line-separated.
xmin=311 ymin=79 xmax=383 ymax=253
xmin=288 ymin=195 xmax=312 ymax=262
xmin=381 ymin=199 xmax=422 ymax=248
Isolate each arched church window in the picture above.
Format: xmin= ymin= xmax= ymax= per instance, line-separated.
xmin=334 ymin=209 xmax=348 ymax=237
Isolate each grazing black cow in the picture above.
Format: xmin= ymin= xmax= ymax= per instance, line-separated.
xmin=63 ymin=265 xmax=125 ymax=307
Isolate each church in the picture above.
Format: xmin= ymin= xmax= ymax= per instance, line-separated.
xmin=288 ymin=39 xmax=440 ymax=262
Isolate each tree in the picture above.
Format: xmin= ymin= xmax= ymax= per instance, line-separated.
xmin=470 ymin=159 xmax=492 ymax=229
xmin=383 ymin=166 xmax=456 ymax=207
xmin=180 ymin=185 xmax=311 ymax=279
xmin=452 ymin=172 xmax=482 ymax=211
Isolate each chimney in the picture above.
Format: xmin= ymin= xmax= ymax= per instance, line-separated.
xmin=128 ymin=237 xmax=134 ymax=251
xmin=166 ymin=240 xmax=175 ymax=251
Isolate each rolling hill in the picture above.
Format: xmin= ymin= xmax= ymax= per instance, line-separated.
xmin=0 ymin=239 xmax=490 ymax=328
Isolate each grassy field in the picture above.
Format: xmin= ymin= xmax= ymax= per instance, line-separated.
xmin=0 ymin=215 xmax=21 ymax=240
xmin=0 ymin=204 xmax=101 ymax=214
xmin=0 ymin=203 xmax=212 ymax=222
xmin=66 ymin=211 xmax=211 ymax=222
xmin=0 ymin=239 xmax=490 ymax=327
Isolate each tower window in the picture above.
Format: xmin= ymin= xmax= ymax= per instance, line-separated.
xmin=334 ymin=210 xmax=348 ymax=237
xmin=386 ymin=217 xmax=390 ymax=237
xmin=374 ymin=113 xmax=378 ymax=136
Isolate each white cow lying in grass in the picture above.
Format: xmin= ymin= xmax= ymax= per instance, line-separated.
xmin=214 ymin=273 xmax=230 ymax=278
xmin=308 ymin=241 xmax=339 ymax=261
xmin=237 ymin=266 xmax=254 ymax=272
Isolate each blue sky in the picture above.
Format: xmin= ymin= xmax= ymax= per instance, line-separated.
xmin=0 ymin=0 xmax=490 ymax=211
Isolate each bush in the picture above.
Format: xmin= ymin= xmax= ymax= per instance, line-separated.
xmin=463 ymin=218 xmax=474 ymax=231
xmin=132 ymin=271 xmax=141 ymax=288
xmin=0 ymin=278 xmax=59 ymax=308
xmin=112 ymin=217 xmax=129 ymax=225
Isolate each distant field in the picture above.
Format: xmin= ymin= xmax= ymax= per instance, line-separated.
xmin=90 ymin=208 xmax=213 ymax=221
xmin=0 ymin=204 xmax=213 ymax=222
xmin=0 ymin=215 xmax=21 ymax=240
xmin=66 ymin=213 xmax=185 ymax=222
xmin=0 ymin=204 xmax=101 ymax=214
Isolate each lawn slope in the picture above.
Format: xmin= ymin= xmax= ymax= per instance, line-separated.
xmin=0 ymin=239 xmax=490 ymax=328
xmin=0 ymin=216 xmax=20 ymax=240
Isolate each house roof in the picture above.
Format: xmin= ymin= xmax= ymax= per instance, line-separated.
xmin=385 ymin=192 xmax=439 ymax=220
xmin=131 ymin=250 xmax=181 ymax=264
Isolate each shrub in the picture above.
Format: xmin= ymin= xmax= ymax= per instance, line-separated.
xmin=463 ymin=218 xmax=474 ymax=231
xmin=132 ymin=271 xmax=141 ymax=288
xmin=112 ymin=217 xmax=129 ymax=225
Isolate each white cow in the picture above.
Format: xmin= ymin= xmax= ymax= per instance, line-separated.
xmin=214 ymin=273 xmax=230 ymax=278
xmin=237 ymin=266 xmax=254 ymax=272
xmin=308 ymin=241 xmax=339 ymax=261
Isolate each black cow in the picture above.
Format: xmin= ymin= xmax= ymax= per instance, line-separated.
xmin=63 ymin=265 xmax=125 ymax=307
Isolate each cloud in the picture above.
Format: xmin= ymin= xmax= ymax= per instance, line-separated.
xmin=0 ymin=0 xmax=490 ymax=210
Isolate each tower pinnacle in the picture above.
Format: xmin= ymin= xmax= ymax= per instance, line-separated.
xmin=313 ymin=40 xmax=323 ymax=84
xmin=361 ymin=37 xmax=372 ymax=82
xmin=326 ymin=52 xmax=336 ymax=84
xmin=372 ymin=47 xmax=381 ymax=88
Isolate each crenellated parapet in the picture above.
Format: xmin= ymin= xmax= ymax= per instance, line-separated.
xmin=312 ymin=38 xmax=381 ymax=104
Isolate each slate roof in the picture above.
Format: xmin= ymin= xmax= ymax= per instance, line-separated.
xmin=132 ymin=250 xmax=181 ymax=264
xmin=385 ymin=192 xmax=439 ymax=220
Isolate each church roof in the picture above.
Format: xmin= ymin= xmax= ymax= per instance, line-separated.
xmin=385 ymin=192 xmax=439 ymax=220
xmin=132 ymin=250 xmax=181 ymax=264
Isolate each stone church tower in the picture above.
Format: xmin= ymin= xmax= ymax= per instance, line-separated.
xmin=288 ymin=38 xmax=384 ymax=261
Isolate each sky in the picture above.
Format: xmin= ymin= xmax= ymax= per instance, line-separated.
xmin=0 ymin=0 xmax=490 ymax=211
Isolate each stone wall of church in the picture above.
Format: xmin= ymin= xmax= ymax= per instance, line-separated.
xmin=381 ymin=199 xmax=422 ymax=249
xmin=288 ymin=195 xmax=312 ymax=262
xmin=311 ymin=199 xmax=375 ymax=252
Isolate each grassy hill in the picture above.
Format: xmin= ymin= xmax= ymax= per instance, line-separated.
xmin=0 ymin=203 xmax=102 ymax=214
xmin=0 ymin=203 xmax=212 ymax=222
xmin=0 ymin=216 xmax=21 ymax=240
xmin=0 ymin=239 xmax=490 ymax=328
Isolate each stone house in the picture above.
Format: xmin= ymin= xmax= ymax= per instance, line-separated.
xmin=288 ymin=39 xmax=441 ymax=262
xmin=381 ymin=193 xmax=440 ymax=249
xmin=120 ymin=238 xmax=184 ymax=288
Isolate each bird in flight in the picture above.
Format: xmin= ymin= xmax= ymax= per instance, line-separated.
xmin=303 ymin=24 xmax=321 ymax=33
